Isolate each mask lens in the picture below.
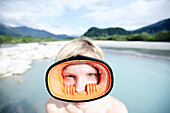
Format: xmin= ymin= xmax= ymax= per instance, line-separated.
xmin=46 ymin=56 xmax=113 ymax=102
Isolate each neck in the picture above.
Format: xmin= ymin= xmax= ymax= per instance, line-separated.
xmin=64 ymin=102 xmax=84 ymax=113
xmin=64 ymin=96 xmax=109 ymax=112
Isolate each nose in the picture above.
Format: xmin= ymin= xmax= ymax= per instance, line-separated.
xmin=75 ymin=78 xmax=87 ymax=92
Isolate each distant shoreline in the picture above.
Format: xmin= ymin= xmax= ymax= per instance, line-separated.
xmin=96 ymin=41 xmax=170 ymax=60
xmin=1 ymin=40 xmax=170 ymax=50
xmin=0 ymin=41 xmax=170 ymax=78
xmin=94 ymin=41 xmax=170 ymax=50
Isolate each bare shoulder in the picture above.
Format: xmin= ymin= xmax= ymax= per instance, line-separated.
xmin=46 ymin=97 xmax=66 ymax=113
xmin=107 ymin=95 xmax=128 ymax=113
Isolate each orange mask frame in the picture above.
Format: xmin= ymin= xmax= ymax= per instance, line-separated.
xmin=45 ymin=55 xmax=114 ymax=102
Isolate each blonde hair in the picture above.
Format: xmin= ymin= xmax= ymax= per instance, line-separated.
xmin=55 ymin=38 xmax=103 ymax=61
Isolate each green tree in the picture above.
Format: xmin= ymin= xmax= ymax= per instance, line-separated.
xmin=5 ymin=34 xmax=12 ymax=43
xmin=0 ymin=35 xmax=5 ymax=44
xmin=154 ymin=31 xmax=170 ymax=41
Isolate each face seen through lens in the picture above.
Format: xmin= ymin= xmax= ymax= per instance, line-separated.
xmin=62 ymin=64 xmax=99 ymax=93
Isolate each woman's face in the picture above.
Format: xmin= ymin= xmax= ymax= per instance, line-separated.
xmin=62 ymin=64 xmax=99 ymax=92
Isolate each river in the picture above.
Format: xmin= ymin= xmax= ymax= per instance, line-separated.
xmin=0 ymin=49 xmax=170 ymax=113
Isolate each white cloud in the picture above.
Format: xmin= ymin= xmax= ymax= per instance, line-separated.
xmin=0 ymin=0 xmax=169 ymax=35
xmin=0 ymin=0 xmax=65 ymax=24
xmin=83 ymin=0 xmax=170 ymax=30
xmin=32 ymin=22 xmax=77 ymax=36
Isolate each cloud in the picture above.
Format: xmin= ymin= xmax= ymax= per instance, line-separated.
xmin=0 ymin=0 xmax=62 ymax=25
xmin=83 ymin=0 xmax=170 ymax=30
xmin=0 ymin=0 xmax=169 ymax=35
xmin=0 ymin=0 xmax=70 ymax=34
xmin=0 ymin=0 xmax=103 ymax=35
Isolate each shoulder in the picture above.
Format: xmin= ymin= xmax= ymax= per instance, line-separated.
xmin=46 ymin=97 xmax=66 ymax=113
xmin=107 ymin=95 xmax=128 ymax=113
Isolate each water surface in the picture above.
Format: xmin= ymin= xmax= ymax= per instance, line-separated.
xmin=105 ymin=49 xmax=170 ymax=113
xmin=0 ymin=49 xmax=170 ymax=113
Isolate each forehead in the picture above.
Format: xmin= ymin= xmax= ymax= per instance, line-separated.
xmin=63 ymin=63 xmax=97 ymax=72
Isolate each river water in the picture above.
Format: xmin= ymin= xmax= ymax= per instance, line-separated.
xmin=0 ymin=49 xmax=170 ymax=113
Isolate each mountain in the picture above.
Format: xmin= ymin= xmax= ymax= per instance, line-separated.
xmin=132 ymin=18 xmax=170 ymax=34
xmin=83 ymin=18 xmax=170 ymax=37
xmin=0 ymin=24 xmax=23 ymax=36
xmin=83 ymin=27 xmax=130 ymax=37
xmin=0 ymin=24 xmax=70 ymax=39
xmin=1 ymin=18 xmax=169 ymax=38
xmin=15 ymin=26 xmax=69 ymax=39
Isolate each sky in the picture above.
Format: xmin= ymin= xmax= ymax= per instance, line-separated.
xmin=0 ymin=0 xmax=170 ymax=36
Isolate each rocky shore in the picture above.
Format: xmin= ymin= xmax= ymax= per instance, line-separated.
xmin=0 ymin=40 xmax=170 ymax=78
xmin=0 ymin=41 xmax=67 ymax=78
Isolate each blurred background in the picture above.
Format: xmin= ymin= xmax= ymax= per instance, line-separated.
xmin=0 ymin=0 xmax=170 ymax=113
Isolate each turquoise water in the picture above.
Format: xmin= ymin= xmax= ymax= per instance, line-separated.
xmin=0 ymin=58 xmax=52 ymax=113
xmin=0 ymin=49 xmax=170 ymax=113
xmin=105 ymin=50 xmax=170 ymax=113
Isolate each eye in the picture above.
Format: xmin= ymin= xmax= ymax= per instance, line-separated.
xmin=88 ymin=73 xmax=95 ymax=77
xmin=64 ymin=75 xmax=75 ymax=79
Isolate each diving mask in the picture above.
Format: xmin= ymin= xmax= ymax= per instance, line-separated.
xmin=45 ymin=55 xmax=114 ymax=102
